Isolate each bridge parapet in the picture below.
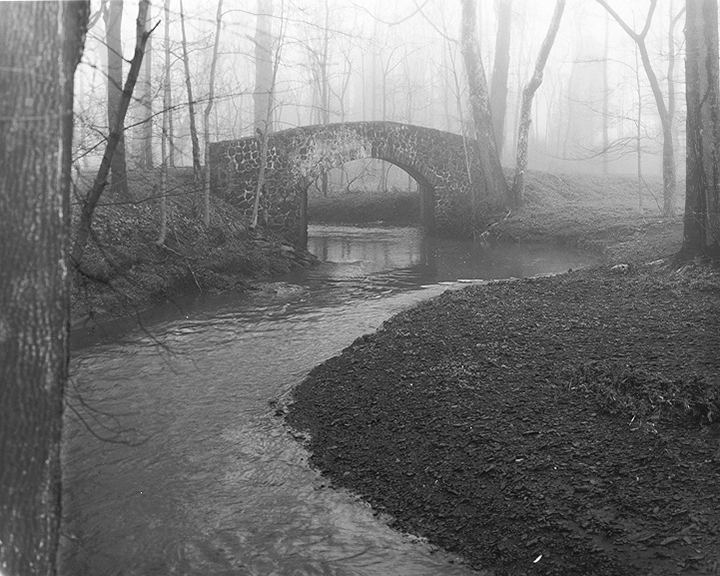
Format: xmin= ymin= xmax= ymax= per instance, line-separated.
xmin=209 ymin=121 xmax=499 ymax=247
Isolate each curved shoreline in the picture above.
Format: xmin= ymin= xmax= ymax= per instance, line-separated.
xmin=285 ymin=222 xmax=720 ymax=575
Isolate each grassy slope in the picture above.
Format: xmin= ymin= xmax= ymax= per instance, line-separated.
xmin=492 ymin=171 xmax=684 ymax=263
xmin=310 ymin=171 xmax=685 ymax=263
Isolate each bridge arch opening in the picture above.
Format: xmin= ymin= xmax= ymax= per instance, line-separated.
xmin=306 ymin=158 xmax=435 ymax=229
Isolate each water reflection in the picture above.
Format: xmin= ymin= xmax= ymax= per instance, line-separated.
xmin=62 ymin=225 xmax=596 ymax=576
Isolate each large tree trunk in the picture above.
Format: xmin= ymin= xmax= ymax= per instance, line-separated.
xmin=511 ymin=0 xmax=565 ymax=207
xmin=105 ymin=0 xmax=129 ymax=198
xmin=459 ymin=0 xmax=509 ymax=220
xmin=203 ymin=0 xmax=224 ymax=228
xmin=681 ymin=0 xmax=720 ymax=257
xmin=490 ymin=0 xmax=512 ymax=157
xmin=0 ymin=2 xmax=87 ymax=574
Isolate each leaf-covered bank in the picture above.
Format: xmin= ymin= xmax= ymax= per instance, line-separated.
xmin=70 ymin=169 xmax=315 ymax=327
xmin=287 ymin=172 xmax=720 ymax=575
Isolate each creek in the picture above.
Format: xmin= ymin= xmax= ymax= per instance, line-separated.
xmin=61 ymin=224 xmax=597 ymax=576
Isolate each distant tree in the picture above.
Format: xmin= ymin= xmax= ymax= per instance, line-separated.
xmin=72 ymin=0 xmax=153 ymax=266
xmin=105 ymin=0 xmax=129 ymax=197
xmin=179 ymin=0 xmax=202 ymax=196
xmin=157 ymin=0 xmax=173 ymax=245
xmin=680 ymin=0 xmax=720 ymax=257
xmin=597 ymin=0 xmax=677 ymax=217
xmin=0 ymin=2 xmax=88 ymax=574
xmin=251 ymin=0 xmax=286 ymax=229
xmin=254 ymin=0 xmax=274 ymax=133
xmin=511 ymin=0 xmax=565 ymax=207
xmin=203 ymin=0 xmax=224 ymax=227
xmin=138 ymin=0 xmax=154 ymax=170
xmin=459 ymin=0 xmax=509 ymax=218
xmin=490 ymin=0 xmax=512 ymax=156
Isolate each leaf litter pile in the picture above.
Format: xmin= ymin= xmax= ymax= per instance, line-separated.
xmin=286 ymin=266 xmax=720 ymax=575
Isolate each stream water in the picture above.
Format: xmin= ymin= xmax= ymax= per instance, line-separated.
xmin=61 ymin=225 xmax=597 ymax=576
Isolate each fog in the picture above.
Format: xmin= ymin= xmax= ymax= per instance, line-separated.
xmin=75 ymin=0 xmax=686 ymax=177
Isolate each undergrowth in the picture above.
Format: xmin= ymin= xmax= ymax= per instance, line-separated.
xmin=567 ymin=360 xmax=720 ymax=427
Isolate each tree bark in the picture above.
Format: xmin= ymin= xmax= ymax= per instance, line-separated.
xmin=179 ymin=0 xmax=202 ymax=196
xmin=681 ymin=0 xmax=720 ymax=257
xmin=597 ymin=0 xmax=677 ymax=217
xmin=0 ymin=3 xmax=87 ymax=574
xmin=254 ymin=0 xmax=274 ymax=134
xmin=105 ymin=0 xmax=129 ymax=198
xmin=203 ymin=0 xmax=224 ymax=228
xmin=511 ymin=0 xmax=565 ymax=207
xmin=72 ymin=0 xmax=153 ymax=266
xmin=139 ymin=0 xmax=154 ymax=170
xmin=490 ymin=0 xmax=512 ymax=157
xmin=158 ymin=0 xmax=172 ymax=246
xmin=459 ymin=0 xmax=509 ymax=219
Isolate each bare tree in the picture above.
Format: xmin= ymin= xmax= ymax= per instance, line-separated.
xmin=157 ymin=0 xmax=172 ymax=245
xmin=0 ymin=3 xmax=87 ymax=574
xmin=179 ymin=0 xmax=202 ymax=195
xmin=105 ymin=0 xmax=129 ymax=197
xmin=203 ymin=0 xmax=224 ymax=227
xmin=459 ymin=0 xmax=509 ymax=217
xmin=490 ymin=0 xmax=512 ymax=156
xmin=680 ymin=0 xmax=720 ymax=257
xmin=254 ymin=0 xmax=274 ymax=133
xmin=138 ymin=0 xmax=154 ymax=170
xmin=597 ymin=0 xmax=677 ymax=217
xmin=511 ymin=0 xmax=565 ymax=206
xmin=251 ymin=0 xmax=286 ymax=229
xmin=72 ymin=0 xmax=154 ymax=266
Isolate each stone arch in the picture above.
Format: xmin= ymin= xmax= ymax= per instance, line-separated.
xmin=209 ymin=121 xmax=486 ymax=247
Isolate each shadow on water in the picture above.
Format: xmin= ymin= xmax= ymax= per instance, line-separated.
xmin=62 ymin=225 xmax=597 ymax=576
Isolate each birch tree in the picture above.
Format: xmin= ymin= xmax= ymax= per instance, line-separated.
xmin=0 ymin=3 xmax=87 ymax=573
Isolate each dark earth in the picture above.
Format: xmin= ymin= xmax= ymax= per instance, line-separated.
xmin=286 ymin=257 xmax=720 ymax=574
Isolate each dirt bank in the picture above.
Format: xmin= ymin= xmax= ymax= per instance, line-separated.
xmin=70 ymin=169 xmax=316 ymax=327
xmin=286 ymin=173 xmax=720 ymax=575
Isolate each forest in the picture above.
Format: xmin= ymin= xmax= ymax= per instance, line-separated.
xmin=1 ymin=1 xmax=720 ymax=575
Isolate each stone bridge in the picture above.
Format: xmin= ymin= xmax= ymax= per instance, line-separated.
xmin=209 ymin=121 xmax=496 ymax=247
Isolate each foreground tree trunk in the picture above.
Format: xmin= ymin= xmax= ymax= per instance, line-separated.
xmin=511 ymin=0 xmax=565 ymax=207
xmin=0 ymin=2 xmax=87 ymax=574
xmin=105 ymin=0 xmax=129 ymax=198
xmin=459 ymin=0 xmax=509 ymax=220
xmin=681 ymin=0 xmax=720 ymax=257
